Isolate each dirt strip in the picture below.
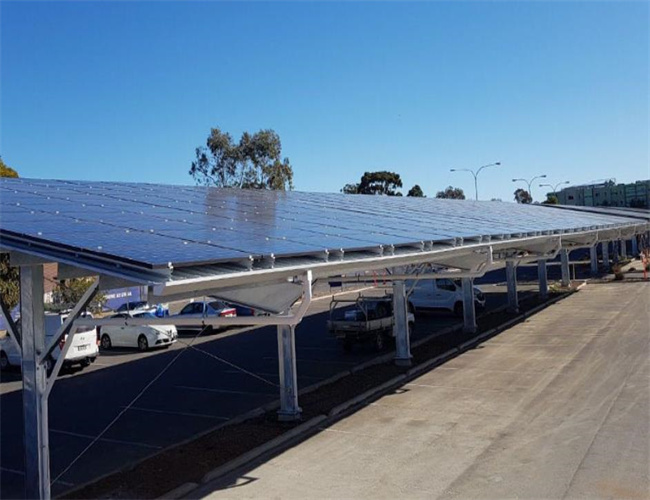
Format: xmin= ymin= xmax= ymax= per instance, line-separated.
xmin=61 ymin=290 xmax=572 ymax=499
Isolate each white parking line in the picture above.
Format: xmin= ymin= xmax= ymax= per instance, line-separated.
xmin=50 ymin=428 xmax=162 ymax=450
xmin=174 ymin=385 xmax=277 ymax=397
xmin=0 ymin=467 xmax=74 ymax=486
xmin=123 ymin=406 xmax=229 ymax=421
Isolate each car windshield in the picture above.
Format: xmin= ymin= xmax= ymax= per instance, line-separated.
xmin=134 ymin=312 xmax=156 ymax=319
xmin=117 ymin=301 xmax=147 ymax=312
xmin=208 ymin=301 xmax=228 ymax=310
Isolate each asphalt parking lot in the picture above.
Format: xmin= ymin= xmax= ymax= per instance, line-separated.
xmin=195 ymin=280 xmax=650 ymax=500
xmin=0 ymin=282 xmax=534 ymax=498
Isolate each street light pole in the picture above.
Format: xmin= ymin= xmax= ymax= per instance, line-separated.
xmin=512 ymin=174 xmax=547 ymax=201
xmin=539 ymin=180 xmax=570 ymax=194
xmin=539 ymin=181 xmax=570 ymax=203
xmin=450 ymin=162 xmax=501 ymax=200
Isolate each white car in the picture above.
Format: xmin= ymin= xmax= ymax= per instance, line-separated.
xmin=407 ymin=278 xmax=486 ymax=317
xmin=99 ymin=311 xmax=177 ymax=351
xmin=173 ymin=300 xmax=236 ymax=334
xmin=0 ymin=312 xmax=99 ymax=372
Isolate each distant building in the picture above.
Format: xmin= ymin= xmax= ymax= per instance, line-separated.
xmin=549 ymin=180 xmax=649 ymax=208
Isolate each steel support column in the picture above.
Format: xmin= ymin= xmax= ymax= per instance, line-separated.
xmin=631 ymin=236 xmax=639 ymax=256
xmin=506 ymin=261 xmax=519 ymax=313
xmin=20 ymin=265 xmax=50 ymax=500
xmin=277 ymin=324 xmax=301 ymax=421
xmin=590 ymin=245 xmax=598 ymax=276
xmin=602 ymin=241 xmax=610 ymax=271
xmin=538 ymin=259 xmax=548 ymax=299
xmin=392 ymin=280 xmax=412 ymax=367
xmin=461 ymin=278 xmax=477 ymax=334
xmin=560 ymin=248 xmax=570 ymax=287
xmin=620 ymin=239 xmax=627 ymax=259
xmin=612 ymin=241 xmax=619 ymax=264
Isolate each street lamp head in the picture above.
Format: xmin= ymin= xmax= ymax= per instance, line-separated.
xmin=540 ymin=174 xmax=547 ymax=178
xmin=495 ymin=162 xmax=501 ymax=165
xmin=450 ymin=168 xmax=456 ymax=172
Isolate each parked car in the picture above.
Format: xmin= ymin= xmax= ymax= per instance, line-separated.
xmin=407 ymin=278 xmax=485 ymax=317
xmin=115 ymin=300 xmax=169 ymax=316
xmin=0 ymin=312 xmax=99 ymax=372
xmin=327 ymin=295 xmax=415 ymax=352
xmin=222 ymin=302 xmax=269 ymax=317
xmin=99 ymin=311 xmax=177 ymax=351
xmin=115 ymin=300 xmax=153 ymax=314
xmin=173 ymin=300 xmax=237 ymax=334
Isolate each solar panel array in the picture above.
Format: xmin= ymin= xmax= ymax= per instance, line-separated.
xmin=0 ymin=178 xmax=642 ymax=270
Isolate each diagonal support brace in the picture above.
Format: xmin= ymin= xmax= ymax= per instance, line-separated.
xmin=40 ymin=278 xmax=99 ymax=365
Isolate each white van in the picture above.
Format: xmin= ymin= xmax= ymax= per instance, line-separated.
xmin=407 ymin=278 xmax=486 ymax=317
xmin=0 ymin=312 xmax=99 ymax=372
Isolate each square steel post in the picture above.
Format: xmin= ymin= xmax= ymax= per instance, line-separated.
xmin=601 ymin=241 xmax=610 ymax=271
xmin=560 ymin=248 xmax=570 ymax=287
xmin=612 ymin=241 xmax=619 ymax=264
xmin=392 ymin=280 xmax=412 ymax=367
xmin=277 ymin=324 xmax=301 ymax=421
xmin=20 ymin=265 xmax=51 ymax=500
xmin=461 ymin=278 xmax=477 ymax=334
xmin=620 ymin=239 xmax=627 ymax=259
xmin=631 ymin=235 xmax=638 ymax=256
xmin=589 ymin=245 xmax=598 ymax=276
xmin=506 ymin=261 xmax=519 ymax=313
xmin=538 ymin=259 xmax=548 ymax=299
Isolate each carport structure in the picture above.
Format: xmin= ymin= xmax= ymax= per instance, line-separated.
xmin=0 ymin=178 xmax=648 ymax=499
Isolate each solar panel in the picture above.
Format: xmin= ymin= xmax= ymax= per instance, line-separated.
xmin=0 ymin=178 xmax=644 ymax=270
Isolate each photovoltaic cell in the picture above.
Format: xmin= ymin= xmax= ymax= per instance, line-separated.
xmin=0 ymin=178 xmax=644 ymax=270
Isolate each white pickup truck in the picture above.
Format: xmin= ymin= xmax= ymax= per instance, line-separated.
xmin=0 ymin=312 xmax=99 ymax=372
xmin=327 ymin=295 xmax=415 ymax=352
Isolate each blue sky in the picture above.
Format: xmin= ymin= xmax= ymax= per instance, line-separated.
xmin=1 ymin=1 xmax=648 ymax=202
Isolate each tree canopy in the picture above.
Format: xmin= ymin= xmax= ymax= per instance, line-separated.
xmin=190 ymin=127 xmax=294 ymax=190
xmin=0 ymin=160 xmax=19 ymax=309
xmin=435 ymin=186 xmax=466 ymax=200
xmin=0 ymin=157 xmax=18 ymax=178
xmin=341 ymin=171 xmax=403 ymax=196
xmin=51 ymin=278 xmax=106 ymax=313
xmin=542 ymin=194 xmax=559 ymax=205
xmin=407 ymin=184 xmax=425 ymax=197
xmin=514 ymin=188 xmax=533 ymax=204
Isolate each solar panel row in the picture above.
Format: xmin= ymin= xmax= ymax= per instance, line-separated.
xmin=0 ymin=178 xmax=642 ymax=269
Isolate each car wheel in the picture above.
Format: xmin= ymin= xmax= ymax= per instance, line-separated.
xmin=81 ymin=358 xmax=91 ymax=367
xmin=374 ymin=332 xmax=385 ymax=352
xmin=0 ymin=351 xmax=9 ymax=371
xmin=100 ymin=334 xmax=112 ymax=350
xmin=138 ymin=335 xmax=149 ymax=351
xmin=453 ymin=302 xmax=464 ymax=318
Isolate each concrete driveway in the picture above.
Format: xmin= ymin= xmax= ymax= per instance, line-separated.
xmin=196 ymin=280 xmax=649 ymax=500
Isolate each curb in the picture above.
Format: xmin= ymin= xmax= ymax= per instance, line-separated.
xmin=157 ymin=482 xmax=199 ymax=500
xmin=406 ymin=348 xmax=459 ymax=379
xmin=328 ymin=374 xmax=408 ymax=418
xmin=200 ymin=415 xmax=328 ymax=485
